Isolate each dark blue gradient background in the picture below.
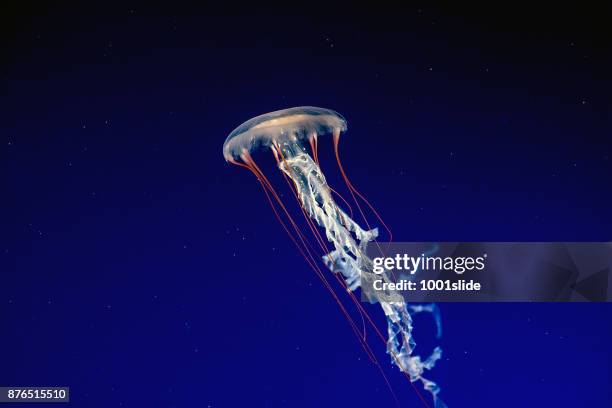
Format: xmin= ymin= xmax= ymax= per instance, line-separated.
xmin=2 ymin=4 xmax=611 ymax=407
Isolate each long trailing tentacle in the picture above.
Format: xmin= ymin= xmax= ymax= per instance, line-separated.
xmin=333 ymin=130 xmax=393 ymax=244
xmin=228 ymin=138 xmax=445 ymax=407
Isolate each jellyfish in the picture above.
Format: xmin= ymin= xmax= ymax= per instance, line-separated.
xmin=223 ymin=107 xmax=446 ymax=407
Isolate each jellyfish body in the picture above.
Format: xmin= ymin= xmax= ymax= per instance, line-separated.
xmin=223 ymin=107 xmax=346 ymax=162
xmin=223 ymin=107 xmax=446 ymax=408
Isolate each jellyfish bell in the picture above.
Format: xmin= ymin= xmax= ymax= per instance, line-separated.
xmin=223 ymin=106 xmax=447 ymax=408
xmin=222 ymin=106 xmax=347 ymax=163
